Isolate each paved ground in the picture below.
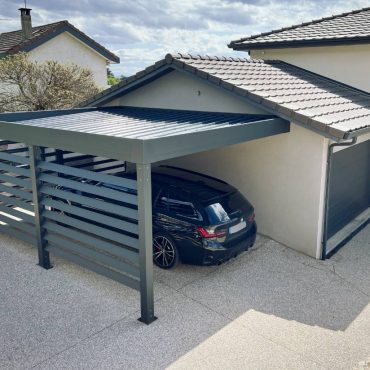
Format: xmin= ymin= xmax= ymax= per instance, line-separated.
xmin=1 ymin=224 xmax=370 ymax=370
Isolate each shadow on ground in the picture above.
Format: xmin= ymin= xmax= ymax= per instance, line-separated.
xmin=0 ymin=225 xmax=369 ymax=370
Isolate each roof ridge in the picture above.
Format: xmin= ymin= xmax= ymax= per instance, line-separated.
xmin=167 ymin=53 xmax=275 ymax=63
xmin=230 ymin=6 xmax=370 ymax=45
xmin=0 ymin=20 xmax=68 ymax=36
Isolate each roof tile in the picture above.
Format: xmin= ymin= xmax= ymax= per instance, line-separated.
xmin=81 ymin=53 xmax=370 ymax=139
xmin=229 ymin=7 xmax=370 ymax=49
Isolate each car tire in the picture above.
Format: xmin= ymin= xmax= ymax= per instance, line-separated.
xmin=153 ymin=232 xmax=179 ymax=269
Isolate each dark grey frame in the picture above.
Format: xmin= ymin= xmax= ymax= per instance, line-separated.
xmin=0 ymin=110 xmax=289 ymax=324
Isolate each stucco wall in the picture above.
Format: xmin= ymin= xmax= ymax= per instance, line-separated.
xmin=250 ymin=44 xmax=370 ymax=92
xmin=28 ymin=32 xmax=108 ymax=88
xmin=105 ymin=70 xmax=266 ymax=114
xmin=103 ymin=70 xmax=327 ymax=258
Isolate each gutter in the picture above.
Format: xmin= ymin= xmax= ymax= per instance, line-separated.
xmin=321 ymin=137 xmax=357 ymax=259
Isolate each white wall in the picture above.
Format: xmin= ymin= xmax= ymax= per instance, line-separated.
xmin=103 ymin=70 xmax=327 ymax=258
xmin=29 ymin=32 xmax=108 ymax=88
xmin=106 ymin=70 xmax=266 ymax=114
xmin=250 ymin=44 xmax=370 ymax=92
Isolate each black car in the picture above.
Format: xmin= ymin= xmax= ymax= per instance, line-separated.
xmin=148 ymin=166 xmax=256 ymax=268
xmin=50 ymin=166 xmax=257 ymax=269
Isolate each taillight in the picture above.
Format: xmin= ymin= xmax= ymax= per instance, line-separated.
xmin=197 ymin=226 xmax=227 ymax=239
xmin=247 ymin=213 xmax=255 ymax=222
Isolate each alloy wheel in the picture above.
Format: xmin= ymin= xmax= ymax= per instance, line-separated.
xmin=153 ymin=235 xmax=176 ymax=268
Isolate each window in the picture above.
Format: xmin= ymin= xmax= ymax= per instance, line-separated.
xmin=166 ymin=188 xmax=202 ymax=220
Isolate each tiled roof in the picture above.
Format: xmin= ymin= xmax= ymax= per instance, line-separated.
xmin=81 ymin=53 xmax=370 ymax=140
xmin=0 ymin=21 xmax=119 ymax=62
xmin=229 ymin=7 xmax=370 ymax=50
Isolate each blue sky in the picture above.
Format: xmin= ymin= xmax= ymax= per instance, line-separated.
xmin=0 ymin=0 xmax=369 ymax=77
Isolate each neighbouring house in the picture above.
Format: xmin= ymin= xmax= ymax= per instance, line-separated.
xmin=229 ymin=7 xmax=370 ymax=93
xmin=0 ymin=8 xmax=119 ymax=88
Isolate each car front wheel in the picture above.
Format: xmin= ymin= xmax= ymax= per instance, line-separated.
xmin=153 ymin=233 xmax=179 ymax=269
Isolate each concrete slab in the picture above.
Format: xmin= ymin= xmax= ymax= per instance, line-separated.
xmin=1 ymin=225 xmax=370 ymax=370
xmin=0 ymin=235 xmax=169 ymax=370
xmin=32 ymin=291 xmax=231 ymax=370
xmin=180 ymin=238 xmax=368 ymax=330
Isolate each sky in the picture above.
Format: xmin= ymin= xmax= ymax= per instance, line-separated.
xmin=0 ymin=0 xmax=369 ymax=77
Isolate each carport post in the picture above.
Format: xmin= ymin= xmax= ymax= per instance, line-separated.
xmin=29 ymin=145 xmax=52 ymax=269
xmin=137 ymin=163 xmax=156 ymax=324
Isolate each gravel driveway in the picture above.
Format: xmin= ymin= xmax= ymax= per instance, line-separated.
xmin=1 ymin=224 xmax=369 ymax=370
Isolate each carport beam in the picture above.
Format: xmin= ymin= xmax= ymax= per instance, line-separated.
xmin=29 ymin=145 xmax=52 ymax=269
xmin=137 ymin=163 xmax=156 ymax=324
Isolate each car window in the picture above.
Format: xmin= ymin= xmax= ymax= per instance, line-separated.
xmin=165 ymin=188 xmax=202 ymax=220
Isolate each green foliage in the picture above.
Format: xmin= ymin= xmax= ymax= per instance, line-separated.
xmin=0 ymin=53 xmax=100 ymax=112
xmin=107 ymin=68 xmax=125 ymax=85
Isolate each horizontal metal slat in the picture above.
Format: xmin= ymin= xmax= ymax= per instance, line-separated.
xmin=42 ymin=209 xmax=139 ymax=249
xmin=47 ymin=245 xmax=140 ymax=291
xmin=0 ymin=193 xmax=34 ymax=212
xmin=0 ymin=140 xmax=15 ymax=146
xmin=0 ymin=162 xmax=30 ymax=176
xmin=0 ymin=173 xmax=32 ymax=189
xmin=38 ymin=161 xmax=137 ymax=190
xmin=0 ymin=223 xmax=36 ymax=245
xmin=95 ymin=163 xmax=126 ymax=173
xmin=41 ymin=197 xmax=138 ymax=235
xmin=0 ymin=213 xmax=35 ymax=235
xmin=63 ymin=154 xmax=94 ymax=163
xmin=45 ymin=232 xmax=140 ymax=278
xmin=0 ymin=203 xmax=34 ymax=223
xmin=39 ymin=173 xmax=138 ymax=206
xmin=0 ymin=183 xmax=33 ymax=201
xmin=40 ymin=186 xmax=138 ymax=220
xmin=44 ymin=220 xmax=139 ymax=265
xmin=0 ymin=151 xmax=30 ymax=165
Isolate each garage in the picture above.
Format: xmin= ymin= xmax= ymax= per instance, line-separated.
xmin=0 ymin=106 xmax=288 ymax=324
xmin=325 ymin=139 xmax=370 ymax=255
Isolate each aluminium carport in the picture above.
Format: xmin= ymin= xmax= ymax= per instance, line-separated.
xmin=0 ymin=106 xmax=289 ymax=324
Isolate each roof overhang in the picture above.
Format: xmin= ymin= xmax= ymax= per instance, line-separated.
xmin=0 ymin=107 xmax=290 ymax=164
xmin=228 ymin=36 xmax=370 ymax=51
xmin=5 ymin=22 xmax=120 ymax=63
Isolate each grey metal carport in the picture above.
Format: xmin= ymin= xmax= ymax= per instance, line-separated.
xmin=0 ymin=106 xmax=289 ymax=323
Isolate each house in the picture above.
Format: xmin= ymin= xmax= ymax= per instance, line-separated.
xmin=79 ymin=49 xmax=370 ymax=260
xmin=228 ymin=7 xmax=370 ymax=93
xmin=0 ymin=8 xmax=119 ymax=88
xmin=0 ymin=7 xmax=369 ymax=322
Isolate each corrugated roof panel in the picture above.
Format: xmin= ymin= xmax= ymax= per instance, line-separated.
xmin=12 ymin=107 xmax=276 ymax=140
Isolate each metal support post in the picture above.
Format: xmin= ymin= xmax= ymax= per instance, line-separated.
xmin=137 ymin=163 xmax=156 ymax=324
xmin=29 ymin=145 xmax=52 ymax=269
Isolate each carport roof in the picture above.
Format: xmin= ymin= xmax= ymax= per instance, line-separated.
xmin=0 ymin=106 xmax=289 ymax=164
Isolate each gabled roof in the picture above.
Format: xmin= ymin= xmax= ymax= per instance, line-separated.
xmin=0 ymin=20 xmax=119 ymax=63
xmin=229 ymin=7 xmax=370 ymax=50
xmin=80 ymin=53 xmax=370 ymax=140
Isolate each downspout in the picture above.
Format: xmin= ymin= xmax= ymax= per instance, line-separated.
xmin=321 ymin=136 xmax=357 ymax=259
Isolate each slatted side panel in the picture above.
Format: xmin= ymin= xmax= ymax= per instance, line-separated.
xmin=0 ymin=141 xmax=36 ymax=244
xmin=42 ymin=148 xmax=126 ymax=174
xmin=39 ymin=161 xmax=140 ymax=290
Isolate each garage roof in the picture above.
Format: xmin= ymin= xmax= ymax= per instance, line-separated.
xmin=81 ymin=53 xmax=370 ymax=140
xmin=0 ymin=106 xmax=289 ymax=164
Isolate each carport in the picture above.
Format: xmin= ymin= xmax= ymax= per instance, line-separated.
xmin=0 ymin=106 xmax=289 ymax=323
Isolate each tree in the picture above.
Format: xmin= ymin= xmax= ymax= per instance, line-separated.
xmin=107 ymin=67 xmax=120 ymax=85
xmin=0 ymin=53 xmax=100 ymax=112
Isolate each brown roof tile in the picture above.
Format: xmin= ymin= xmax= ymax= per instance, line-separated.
xmin=0 ymin=21 xmax=119 ymax=62
xmin=81 ymin=53 xmax=370 ymax=139
xmin=229 ymin=7 xmax=370 ymax=50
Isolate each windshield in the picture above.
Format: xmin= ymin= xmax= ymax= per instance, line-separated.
xmin=204 ymin=191 xmax=252 ymax=224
